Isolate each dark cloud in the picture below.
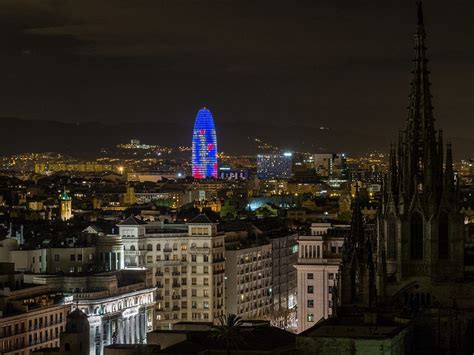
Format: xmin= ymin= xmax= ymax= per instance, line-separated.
xmin=0 ymin=0 xmax=472 ymax=156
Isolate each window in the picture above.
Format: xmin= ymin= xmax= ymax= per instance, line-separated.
xmin=204 ymin=266 xmax=209 ymax=274
xmin=192 ymin=289 xmax=197 ymax=297
xmin=410 ymin=212 xmax=424 ymax=260
xmin=192 ymin=266 xmax=197 ymax=274
xmin=307 ymin=273 xmax=314 ymax=280
xmin=328 ymin=273 xmax=334 ymax=280
xmin=438 ymin=212 xmax=449 ymax=259
xmin=173 ymin=243 xmax=178 ymax=250
xmin=307 ymin=300 xmax=314 ymax=308
xmin=192 ymin=301 xmax=197 ymax=309
xmin=181 ymin=245 xmax=187 ymax=251
xmin=307 ymin=313 xmax=314 ymax=322
xmin=192 ymin=278 xmax=197 ymax=285
xmin=203 ymin=255 xmax=209 ymax=262
xmin=70 ymin=255 xmax=75 ymax=261
xmin=203 ymin=278 xmax=209 ymax=286
xmin=147 ymin=244 xmax=153 ymax=251
xmin=77 ymin=254 xmax=82 ymax=261
xmin=54 ymin=254 xmax=59 ymax=261
xmin=307 ymin=286 xmax=314 ymax=294
xmin=191 ymin=255 xmax=197 ymax=262
xmin=203 ymin=301 xmax=209 ymax=309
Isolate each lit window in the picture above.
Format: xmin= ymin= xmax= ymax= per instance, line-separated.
xmin=307 ymin=313 xmax=314 ymax=322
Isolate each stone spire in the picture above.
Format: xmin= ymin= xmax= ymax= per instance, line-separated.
xmin=444 ymin=142 xmax=455 ymax=193
xmin=350 ymin=183 xmax=365 ymax=249
xmin=403 ymin=0 xmax=438 ymax=198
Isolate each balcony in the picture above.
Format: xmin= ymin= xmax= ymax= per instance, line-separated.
xmin=163 ymin=248 xmax=173 ymax=253
xmin=190 ymin=247 xmax=211 ymax=254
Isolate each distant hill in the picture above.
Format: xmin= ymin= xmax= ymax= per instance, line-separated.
xmin=0 ymin=117 xmax=470 ymax=158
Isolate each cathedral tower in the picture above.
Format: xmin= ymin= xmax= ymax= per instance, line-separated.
xmin=381 ymin=1 xmax=464 ymax=293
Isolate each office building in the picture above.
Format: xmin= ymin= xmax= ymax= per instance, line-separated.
xmin=313 ymin=153 xmax=348 ymax=180
xmin=257 ymin=153 xmax=293 ymax=180
xmin=192 ymin=108 xmax=218 ymax=179
xmin=24 ymin=269 xmax=156 ymax=355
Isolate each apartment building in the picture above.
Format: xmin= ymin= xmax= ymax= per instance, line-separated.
xmin=294 ymin=222 xmax=348 ymax=333
xmin=117 ymin=214 xmax=225 ymax=328
xmin=0 ymin=284 xmax=71 ymax=355
xmin=225 ymin=242 xmax=272 ymax=319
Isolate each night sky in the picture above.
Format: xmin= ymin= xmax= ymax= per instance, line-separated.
xmin=0 ymin=1 xmax=472 ymax=155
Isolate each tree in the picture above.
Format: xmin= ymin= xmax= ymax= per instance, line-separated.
xmin=211 ymin=314 xmax=244 ymax=354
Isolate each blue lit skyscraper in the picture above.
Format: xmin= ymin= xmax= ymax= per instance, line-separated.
xmin=192 ymin=108 xmax=218 ymax=179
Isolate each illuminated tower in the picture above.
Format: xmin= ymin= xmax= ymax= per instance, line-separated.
xmin=192 ymin=107 xmax=218 ymax=179
xmin=60 ymin=189 xmax=72 ymax=221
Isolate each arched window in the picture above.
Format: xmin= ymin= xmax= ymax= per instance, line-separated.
xmin=147 ymin=244 xmax=153 ymax=251
xmin=438 ymin=212 xmax=449 ymax=259
xmin=410 ymin=212 xmax=423 ymax=260
xmin=156 ymin=244 xmax=161 ymax=251
xmin=173 ymin=243 xmax=178 ymax=250
xmin=130 ymin=245 xmax=136 ymax=251
xmin=387 ymin=215 xmax=397 ymax=259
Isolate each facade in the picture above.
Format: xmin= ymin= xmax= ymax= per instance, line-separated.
xmin=25 ymin=270 xmax=156 ymax=355
xmin=294 ymin=223 xmax=347 ymax=333
xmin=9 ymin=233 xmax=124 ymax=274
xmin=270 ymin=232 xmax=298 ymax=328
xmin=117 ymin=215 xmax=226 ymax=328
xmin=192 ymin=108 xmax=218 ymax=179
xmin=10 ymin=247 xmax=97 ymax=274
xmin=0 ymin=285 xmax=71 ymax=355
xmin=313 ymin=153 xmax=348 ymax=180
xmin=225 ymin=243 xmax=273 ymax=319
xmin=59 ymin=190 xmax=72 ymax=221
xmin=257 ymin=153 xmax=293 ymax=180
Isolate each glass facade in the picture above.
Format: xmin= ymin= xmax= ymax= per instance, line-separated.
xmin=256 ymin=153 xmax=292 ymax=179
xmin=192 ymin=108 xmax=218 ymax=179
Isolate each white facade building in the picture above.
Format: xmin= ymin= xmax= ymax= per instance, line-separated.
xmin=294 ymin=223 xmax=348 ymax=333
xmin=24 ymin=270 xmax=156 ymax=355
xmin=117 ymin=215 xmax=225 ymax=328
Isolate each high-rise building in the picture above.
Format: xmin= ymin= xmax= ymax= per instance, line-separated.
xmin=59 ymin=189 xmax=72 ymax=221
xmin=257 ymin=153 xmax=293 ymax=180
xmin=192 ymin=108 xmax=218 ymax=179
